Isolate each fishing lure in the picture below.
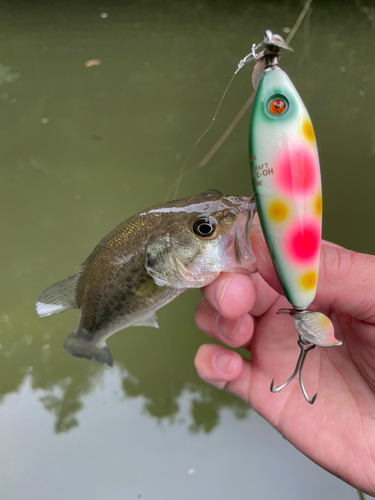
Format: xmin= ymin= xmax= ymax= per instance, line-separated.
xmin=242 ymin=31 xmax=341 ymax=403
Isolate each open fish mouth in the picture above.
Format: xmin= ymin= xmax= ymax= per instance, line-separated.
xmin=234 ymin=200 xmax=256 ymax=265
xmin=220 ymin=195 xmax=258 ymax=274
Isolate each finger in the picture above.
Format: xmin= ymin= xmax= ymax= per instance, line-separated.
xmin=250 ymin=228 xmax=284 ymax=296
xmin=195 ymin=344 xmax=256 ymax=405
xmin=201 ymin=273 xmax=256 ymax=319
xmin=316 ymin=244 xmax=375 ymax=322
xmin=195 ymin=297 xmax=255 ymax=348
xmin=249 ymin=272 xmax=280 ymax=317
xmin=194 ymin=344 xmax=247 ymax=392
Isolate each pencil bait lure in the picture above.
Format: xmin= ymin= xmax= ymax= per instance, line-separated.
xmin=244 ymin=31 xmax=341 ymax=404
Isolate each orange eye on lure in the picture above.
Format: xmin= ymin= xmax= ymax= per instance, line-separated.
xmin=240 ymin=31 xmax=342 ymax=404
xmin=269 ymin=99 xmax=286 ymax=114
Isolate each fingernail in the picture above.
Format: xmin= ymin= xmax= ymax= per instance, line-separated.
xmin=215 ymin=315 xmax=240 ymax=341
xmin=213 ymin=352 xmax=238 ymax=374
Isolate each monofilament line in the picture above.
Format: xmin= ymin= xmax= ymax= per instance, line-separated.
xmin=173 ymin=72 xmax=236 ymax=199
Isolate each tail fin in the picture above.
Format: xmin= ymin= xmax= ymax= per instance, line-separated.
xmin=63 ymin=333 xmax=113 ymax=367
xmin=36 ymin=272 xmax=82 ymax=317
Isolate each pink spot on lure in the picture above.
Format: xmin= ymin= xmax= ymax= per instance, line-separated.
xmin=285 ymin=219 xmax=321 ymax=265
xmin=275 ymin=145 xmax=318 ymax=196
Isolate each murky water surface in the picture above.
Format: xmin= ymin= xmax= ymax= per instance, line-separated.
xmin=0 ymin=1 xmax=374 ymax=498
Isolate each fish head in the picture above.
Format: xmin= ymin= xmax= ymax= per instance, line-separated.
xmin=145 ymin=190 xmax=259 ymax=289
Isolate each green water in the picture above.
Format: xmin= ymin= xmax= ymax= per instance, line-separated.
xmin=0 ymin=1 xmax=373 ymax=498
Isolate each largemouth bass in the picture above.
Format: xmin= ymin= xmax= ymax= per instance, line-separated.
xmin=36 ymin=190 xmax=257 ymax=366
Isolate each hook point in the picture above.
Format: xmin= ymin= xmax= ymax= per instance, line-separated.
xmin=304 ymin=392 xmax=317 ymax=405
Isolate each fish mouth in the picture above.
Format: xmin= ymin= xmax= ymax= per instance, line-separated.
xmin=234 ymin=200 xmax=256 ymax=265
xmin=235 ymin=197 xmax=257 ymax=264
xmin=221 ymin=196 xmax=259 ymax=273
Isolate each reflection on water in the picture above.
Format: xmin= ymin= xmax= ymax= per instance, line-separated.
xmin=0 ymin=370 xmax=357 ymax=500
xmin=0 ymin=290 xmax=250 ymax=435
xmin=27 ymin=315 xmax=250 ymax=435
xmin=0 ymin=0 xmax=374 ymax=497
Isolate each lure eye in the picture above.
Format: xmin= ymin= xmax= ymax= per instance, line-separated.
xmin=193 ymin=218 xmax=216 ymax=238
xmin=269 ymin=99 xmax=286 ymax=115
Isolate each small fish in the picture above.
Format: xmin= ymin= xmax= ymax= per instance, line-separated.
xmin=36 ymin=190 xmax=257 ymax=366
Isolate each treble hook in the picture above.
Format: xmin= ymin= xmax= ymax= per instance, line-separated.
xmin=270 ymin=336 xmax=317 ymax=404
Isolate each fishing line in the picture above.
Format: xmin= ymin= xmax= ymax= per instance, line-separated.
xmin=171 ymin=72 xmax=236 ymax=200
xmin=285 ymin=0 xmax=313 ymax=45
xmin=165 ymin=0 xmax=313 ymax=202
xmin=169 ymin=39 xmax=264 ymax=201
xmin=163 ymin=92 xmax=256 ymax=202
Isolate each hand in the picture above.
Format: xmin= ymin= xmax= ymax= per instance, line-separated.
xmin=194 ymin=230 xmax=375 ymax=496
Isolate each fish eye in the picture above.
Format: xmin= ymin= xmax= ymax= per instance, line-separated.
xmin=269 ymin=99 xmax=286 ymax=114
xmin=193 ymin=217 xmax=216 ymax=238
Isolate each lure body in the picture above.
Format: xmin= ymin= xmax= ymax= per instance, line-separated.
xmin=249 ymin=68 xmax=321 ymax=308
xmin=242 ymin=31 xmax=341 ymax=402
xmin=245 ymin=31 xmax=341 ymax=404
